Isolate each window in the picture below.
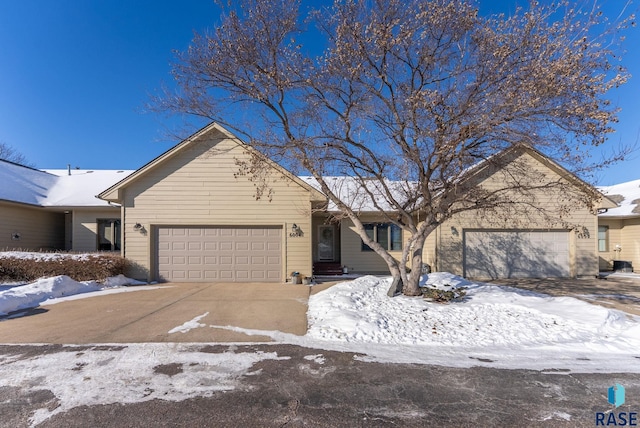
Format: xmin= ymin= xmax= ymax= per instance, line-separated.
xmin=361 ymin=223 xmax=402 ymax=251
xmin=598 ymin=225 xmax=608 ymax=252
xmin=97 ymin=219 xmax=121 ymax=251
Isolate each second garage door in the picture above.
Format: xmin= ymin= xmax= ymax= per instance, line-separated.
xmin=463 ymin=230 xmax=570 ymax=279
xmin=157 ymin=226 xmax=282 ymax=282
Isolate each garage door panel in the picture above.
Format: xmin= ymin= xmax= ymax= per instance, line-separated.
xmin=157 ymin=226 xmax=282 ymax=282
xmin=464 ymin=231 xmax=569 ymax=279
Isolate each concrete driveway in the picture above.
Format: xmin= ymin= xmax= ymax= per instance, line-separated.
xmin=487 ymin=275 xmax=640 ymax=316
xmin=0 ymin=282 xmax=334 ymax=344
xmin=1 ymin=275 xmax=637 ymax=345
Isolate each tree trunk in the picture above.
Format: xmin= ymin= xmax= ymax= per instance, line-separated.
xmin=403 ymin=235 xmax=426 ymax=296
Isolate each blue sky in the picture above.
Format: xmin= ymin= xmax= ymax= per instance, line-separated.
xmin=0 ymin=0 xmax=638 ymax=185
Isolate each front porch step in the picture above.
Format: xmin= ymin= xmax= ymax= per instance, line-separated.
xmin=313 ymin=262 xmax=343 ymax=276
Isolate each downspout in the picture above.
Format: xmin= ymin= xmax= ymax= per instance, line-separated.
xmin=284 ymin=221 xmax=288 ymax=283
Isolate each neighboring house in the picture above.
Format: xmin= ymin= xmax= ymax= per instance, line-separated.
xmin=99 ymin=123 xmax=614 ymax=282
xmin=0 ymin=159 xmax=132 ymax=252
xmin=597 ymin=179 xmax=640 ymax=272
xmin=424 ymin=147 xmax=617 ymax=279
xmin=304 ymin=145 xmax=616 ymax=280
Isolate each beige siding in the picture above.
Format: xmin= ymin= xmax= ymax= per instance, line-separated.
xmin=620 ymin=218 xmax=640 ymax=271
xmin=121 ymin=133 xmax=314 ymax=282
xmin=423 ymin=228 xmax=437 ymax=271
xmin=434 ymin=151 xmax=598 ymax=277
xmin=0 ymin=202 xmax=65 ymax=250
xmin=71 ymin=208 xmax=121 ymax=252
xmin=340 ymin=214 xmax=412 ymax=274
xmin=600 ymin=218 xmax=640 ymax=271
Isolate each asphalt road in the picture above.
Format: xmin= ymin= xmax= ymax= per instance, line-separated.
xmin=2 ymin=343 xmax=638 ymax=428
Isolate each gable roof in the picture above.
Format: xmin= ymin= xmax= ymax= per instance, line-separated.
xmin=458 ymin=144 xmax=618 ymax=210
xmin=98 ymin=122 xmax=326 ymax=203
xmin=598 ymin=178 xmax=640 ymax=218
xmin=0 ymin=159 xmax=131 ymax=208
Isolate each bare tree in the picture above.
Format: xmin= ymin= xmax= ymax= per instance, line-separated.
xmin=0 ymin=142 xmax=31 ymax=167
xmin=157 ymin=0 xmax=633 ymax=295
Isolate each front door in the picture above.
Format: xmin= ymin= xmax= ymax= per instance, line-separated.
xmin=318 ymin=225 xmax=335 ymax=261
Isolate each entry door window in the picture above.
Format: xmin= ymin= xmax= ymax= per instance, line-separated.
xmin=97 ymin=219 xmax=121 ymax=251
xmin=318 ymin=225 xmax=335 ymax=261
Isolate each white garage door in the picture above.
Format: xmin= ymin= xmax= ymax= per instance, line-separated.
xmin=156 ymin=226 xmax=282 ymax=282
xmin=464 ymin=230 xmax=570 ymax=279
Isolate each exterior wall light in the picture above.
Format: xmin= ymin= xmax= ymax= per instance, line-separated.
xmin=290 ymin=223 xmax=302 ymax=237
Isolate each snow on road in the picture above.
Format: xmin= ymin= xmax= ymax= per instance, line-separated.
xmin=0 ymin=343 xmax=289 ymax=426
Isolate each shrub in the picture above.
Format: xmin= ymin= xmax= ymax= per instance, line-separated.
xmin=422 ymin=286 xmax=466 ymax=303
xmin=0 ymin=253 xmax=127 ymax=282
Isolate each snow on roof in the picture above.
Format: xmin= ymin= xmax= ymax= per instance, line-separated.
xmin=299 ymin=176 xmax=415 ymax=212
xmin=0 ymin=160 xmax=133 ymax=208
xmin=0 ymin=160 xmax=58 ymax=206
xmin=598 ymin=178 xmax=640 ymax=218
xmin=44 ymin=169 xmax=134 ymax=207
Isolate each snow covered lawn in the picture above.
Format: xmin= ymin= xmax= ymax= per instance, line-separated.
xmin=304 ymin=274 xmax=640 ymax=372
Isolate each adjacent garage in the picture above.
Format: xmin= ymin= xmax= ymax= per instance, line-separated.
xmin=156 ymin=226 xmax=282 ymax=282
xmin=463 ymin=230 xmax=570 ymax=279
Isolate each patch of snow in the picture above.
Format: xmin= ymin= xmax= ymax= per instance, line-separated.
xmin=0 ymin=343 xmax=289 ymax=426
xmin=540 ymin=411 xmax=572 ymax=421
xmin=419 ymin=271 xmax=473 ymax=289
xmin=168 ymin=313 xmax=210 ymax=334
xmin=303 ymin=354 xmax=326 ymax=364
xmin=101 ymin=274 xmax=146 ymax=287
xmin=0 ymin=251 xmax=94 ymax=261
xmin=0 ymin=274 xmax=145 ymax=316
xmin=40 ymin=286 xmax=163 ymax=307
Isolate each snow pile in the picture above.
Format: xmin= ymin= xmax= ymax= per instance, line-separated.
xmin=0 ymin=275 xmax=144 ymax=316
xmin=307 ymin=274 xmax=640 ymax=350
xmin=419 ymin=271 xmax=473 ymax=289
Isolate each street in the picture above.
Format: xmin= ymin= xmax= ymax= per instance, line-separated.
xmin=1 ymin=343 xmax=638 ymax=427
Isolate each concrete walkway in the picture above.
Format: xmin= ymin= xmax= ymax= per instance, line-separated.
xmin=0 ymin=282 xmax=332 ymax=344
